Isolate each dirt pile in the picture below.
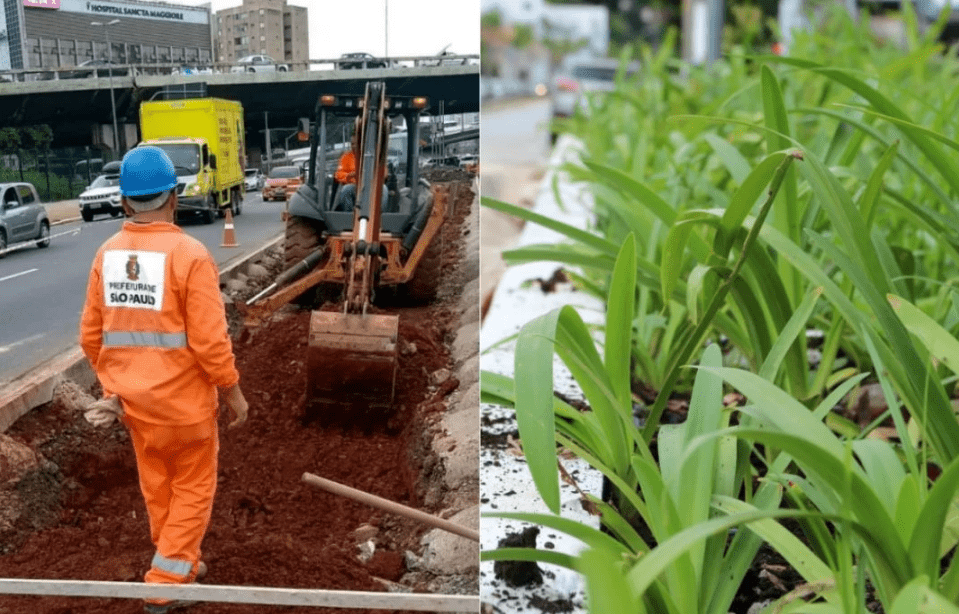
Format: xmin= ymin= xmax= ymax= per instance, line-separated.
xmin=0 ymin=180 xmax=479 ymax=613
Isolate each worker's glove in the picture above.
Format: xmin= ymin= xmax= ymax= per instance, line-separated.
xmin=84 ymin=396 xmax=124 ymax=428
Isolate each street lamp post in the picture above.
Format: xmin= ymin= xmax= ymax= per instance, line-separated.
xmin=91 ymin=19 xmax=121 ymax=155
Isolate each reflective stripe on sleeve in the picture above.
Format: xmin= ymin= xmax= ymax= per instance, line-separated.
xmin=102 ymin=331 xmax=187 ymax=349
xmin=151 ymin=552 xmax=192 ymax=577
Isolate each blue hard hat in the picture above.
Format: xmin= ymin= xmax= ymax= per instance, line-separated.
xmin=120 ymin=146 xmax=178 ymax=197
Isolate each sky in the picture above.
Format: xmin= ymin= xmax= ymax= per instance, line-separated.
xmin=178 ymin=0 xmax=481 ymax=59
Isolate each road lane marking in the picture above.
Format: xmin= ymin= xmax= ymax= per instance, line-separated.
xmin=0 ymin=226 xmax=82 ymax=257
xmin=0 ymin=268 xmax=38 ymax=283
xmin=0 ymin=333 xmax=45 ymax=355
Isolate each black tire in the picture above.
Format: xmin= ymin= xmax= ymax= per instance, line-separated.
xmin=232 ymin=190 xmax=242 ymax=216
xmin=0 ymin=229 xmax=6 ymax=259
xmin=247 ymin=67 xmax=255 ymax=73
xmin=82 ymin=209 xmax=94 ymax=222
xmin=201 ymin=196 xmax=216 ymax=224
xmin=36 ymin=221 xmax=50 ymax=248
xmin=404 ymin=230 xmax=444 ymax=303
xmin=278 ymin=66 xmax=288 ymax=72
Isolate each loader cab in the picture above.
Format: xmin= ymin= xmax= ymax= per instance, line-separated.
xmin=293 ymin=90 xmax=430 ymax=236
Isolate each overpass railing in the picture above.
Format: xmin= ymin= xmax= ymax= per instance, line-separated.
xmin=0 ymin=54 xmax=478 ymax=84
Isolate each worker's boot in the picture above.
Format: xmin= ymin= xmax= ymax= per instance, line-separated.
xmin=143 ymin=600 xmax=197 ymax=614
xmin=142 ymin=564 xmax=205 ymax=613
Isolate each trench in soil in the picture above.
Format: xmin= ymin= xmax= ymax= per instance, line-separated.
xmin=0 ymin=176 xmax=476 ymax=614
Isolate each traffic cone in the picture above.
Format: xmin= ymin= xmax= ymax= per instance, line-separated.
xmin=221 ymin=207 xmax=239 ymax=247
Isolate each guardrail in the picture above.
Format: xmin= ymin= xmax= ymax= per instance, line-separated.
xmin=0 ymin=54 xmax=479 ymax=83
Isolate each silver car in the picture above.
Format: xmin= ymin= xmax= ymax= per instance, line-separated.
xmin=551 ymin=56 xmax=640 ymax=119
xmin=0 ymin=182 xmax=50 ymax=257
xmin=230 ymin=54 xmax=289 ymax=73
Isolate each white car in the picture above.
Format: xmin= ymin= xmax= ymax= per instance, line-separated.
xmin=230 ymin=54 xmax=289 ymax=73
xmin=79 ymin=172 xmax=123 ymax=222
xmin=244 ymin=168 xmax=265 ymax=191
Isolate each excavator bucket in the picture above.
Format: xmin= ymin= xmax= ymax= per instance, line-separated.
xmin=306 ymin=310 xmax=399 ymax=412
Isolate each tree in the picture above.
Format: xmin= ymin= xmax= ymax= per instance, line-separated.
xmin=0 ymin=127 xmax=21 ymax=154
xmin=541 ymin=18 xmax=590 ymax=70
xmin=512 ymin=24 xmax=536 ymax=49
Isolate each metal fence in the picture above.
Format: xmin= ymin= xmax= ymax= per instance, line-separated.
xmin=0 ymin=147 xmax=118 ymax=201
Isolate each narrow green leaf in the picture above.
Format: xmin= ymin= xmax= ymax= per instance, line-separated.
xmin=480 ymin=546 xmax=578 ymax=570
xmin=858 ymin=141 xmax=899 ymax=231
xmin=514 ymin=309 xmax=564 ymax=513
xmin=909 ymin=454 xmax=959 ymax=580
xmin=719 ymin=151 xmax=790 ymax=249
xmin=888 ymin=294 xmax=959 ymax=377
xmin=704 ymin=132 xmax=750 ymax=184
xmin=606 ymin=234 xmax=637 ymax=409
xmin=484 ymin=511 xmax=630 ymax=556
xmin=481 ymin=196 xmax=619 ymax=256
xmin=579 ymin=547 xmax=644 ymax=614
xmin=758 ymin=286 xmax=821 ymax=384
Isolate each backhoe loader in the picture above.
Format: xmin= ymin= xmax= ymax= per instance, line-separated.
xmin=237 ymin=82 xmax=449 ymax=413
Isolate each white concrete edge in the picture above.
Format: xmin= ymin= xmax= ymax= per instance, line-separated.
xmin=480 ymin=134 xmax=604 ymax=613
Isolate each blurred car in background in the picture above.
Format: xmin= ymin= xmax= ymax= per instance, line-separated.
xmin=551 ymin=56 xmax=640 ymax=119
xmin=231 ymin=54 xmax=288 ymax=73
xmin=262 ymin=165 xmax=302 ymax=201
xmin=337 ymin=52 xmax=389 ymax=69
xmin=550 ymin=57 xmax=640 ymax=143
xmin=244 ymin=168 xmax=264 ymax=191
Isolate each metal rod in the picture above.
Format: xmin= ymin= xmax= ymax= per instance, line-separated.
xmin=0 ymin=579 xmax=478 ymax=611
xmin=302 ymin=472 xmax=479 ymax=542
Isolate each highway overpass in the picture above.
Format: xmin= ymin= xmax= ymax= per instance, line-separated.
xmin=0 ymin=63 xmax=479 ymax=149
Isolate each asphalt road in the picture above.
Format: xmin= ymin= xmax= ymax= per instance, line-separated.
xmin=480 ymin=96 xmax=553 ymax=307
xmin=0 ymin=193 xmax=288 ymax=385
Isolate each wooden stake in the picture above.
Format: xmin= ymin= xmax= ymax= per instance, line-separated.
xmin=302 ymin=472 xmax=479 ymax=542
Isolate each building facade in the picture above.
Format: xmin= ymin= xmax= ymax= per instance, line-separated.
xmin=1 ymin=0 xmax=212 ymax=71
xmin=213 ymin=0 xmax=307 ymax=70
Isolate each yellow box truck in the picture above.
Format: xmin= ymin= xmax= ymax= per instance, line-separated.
xmin=138 ymin=97 xmax=245 ymax=224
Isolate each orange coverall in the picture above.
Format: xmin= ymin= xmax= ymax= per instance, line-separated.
xmin=80 ymin=220 xmax=238 ymax=599
xmin=335 ymin=150 xmax=356 ymax=184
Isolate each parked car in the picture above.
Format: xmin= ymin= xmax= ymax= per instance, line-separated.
xmin=62 ymin=59 xmax=132 ymax=79
xmin=79 ymin=172 xmax=123 ymax=222
xmin=550 ymin=56 xmax=640 ymax=142
xmin=230 ymin=54 xmax=288 ymax=73
xmin=551 ymin=56 xmax=640 ymax=119
xmin=0 ymin=182 xmax=50 ymax=257
xmin=336 ymin=52 xmax=389 ymax=70
xmin=244 ymin=168 xmax=265 ymax=191
xmin=262 ymin=165 xmax=303 ymax=201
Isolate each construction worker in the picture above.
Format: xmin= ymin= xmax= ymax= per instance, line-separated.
xmin=333 ymin=127 xmax=389 ymax=211
xmin=79 ymin=146 xmax=249 ymax=614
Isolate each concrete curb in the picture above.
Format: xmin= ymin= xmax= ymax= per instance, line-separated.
xmin=479 ymin=135 xmax=601 ymax=613
xmin=0 ymin=234 xmax=284 ymax=434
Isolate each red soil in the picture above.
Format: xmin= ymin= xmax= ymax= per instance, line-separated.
xmin=0 ymin=180 xmax=475 ymax=614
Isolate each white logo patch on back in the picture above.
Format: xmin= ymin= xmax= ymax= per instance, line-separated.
xmin=103 ymin=250 xmax=166 ymax=311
